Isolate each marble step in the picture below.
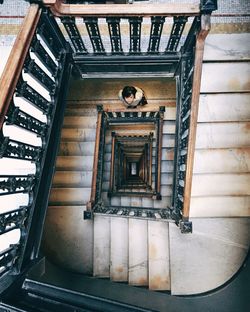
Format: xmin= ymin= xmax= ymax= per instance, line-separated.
xmin=59 ymin=141 xmax=95 ymax=156
xmin=49 ymin=187 xmax=91 ymax=205
xmin=55 ymin=156 xmax=94 ymax=171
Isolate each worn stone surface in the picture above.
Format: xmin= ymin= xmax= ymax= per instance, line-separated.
xmin=201 ymin=63 xmax=250 ymax=93
xmin=190 ymin=196 xmax=250 ymax=218
xmin=110 ymin=217 xmax=129 ymax=282
xmin=93 ymin=215 xmax=110 ymax=277
xmin=148 ymin=221 xmax=170 ymax=290
xmin=128 ymin=219 xmax=148 ymax=286
xmin=42 ymin=206 xmax=93 ymax=274
xmin=204 ymin=33 xmax=250 ymax=61
xmin=169 ymin=218 xmax=250 ymax=295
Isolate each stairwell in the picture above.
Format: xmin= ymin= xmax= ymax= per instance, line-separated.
xmin=93 ymin=107 xmax=176 ymax=290
xmin=1 ymin=2 xmax=250 ymax=310
xmin=42 ymin=31 xmax=250 ymax=296
xmin=43 ymin=78 xmax=176 ymax=290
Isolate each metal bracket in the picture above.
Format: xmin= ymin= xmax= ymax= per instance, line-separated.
xmin=83 ymin=210 xmax=93 ymax=220
xmin=200 ymin=0 xmax=218 ymax=13
xmin=180 ymin=220 xmax=193 ymax=233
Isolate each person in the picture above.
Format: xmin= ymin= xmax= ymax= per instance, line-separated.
xmin=118 ymin=86 xmax=147 ymax=108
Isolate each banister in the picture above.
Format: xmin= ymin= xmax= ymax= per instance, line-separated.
xmin=87 ymin=105 xmax=104 ymax=210
xmin=182 ymin=14 xmax=211 ymax=220
xmin=43 ymin=1 xmax=200 ymax=17
xmin=0 ymin=4 xmax=41 ymax=129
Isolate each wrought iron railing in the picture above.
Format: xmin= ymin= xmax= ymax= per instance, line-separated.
xmin=0 ymin=5 xmax=71 ymax=290
xmin=172 ymin=13 xmax=212 ymax=233
xmin=85 ymin=106 xmax=166 ymax=219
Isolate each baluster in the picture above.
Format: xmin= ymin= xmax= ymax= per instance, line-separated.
xmin=129 ymin=17 xmax=142 ymax=53
xmin=0 ymin=207 xmax=28 ymax=235
xmin=149 ymin=111 xmax=155 ymax=118
xmin=106 ymin=17 xmax=123 ymax=54
xmin=107 ymin=112 xmax=114 ymax=119
xmin=30 ymin=36 xmax=58 ymax=77
xmin=165 ymin=16 xmax=188 ymax=52
xmin=0 ymin=136 xmax=42 ymax=162
xmin=148 ymin=16 xmax=165 ymax=53
xmin=16 ymin=76 xmax=51 ymax=114
xmin=61 ymin=16 xmax=88 ymax=54
xmin=6 ymin=101 xmax=48 ymax=136
xmin=84 ymin=18 xmax=105 ymax=54
xmin=108 ymin=131 xmax=116 ymax=197
xmin=0 ymin=175 xmax=36 ymax=196
xmin=0 ymin=245 xmax=19 ymax=275
xmin=37 ymin=16 xmax=64 ymax=60
xmin=23 ymin=54 xmax=56 ymax=95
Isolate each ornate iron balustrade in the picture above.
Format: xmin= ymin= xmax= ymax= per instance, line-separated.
xmin=86 ymin=106 xmax=165 ymax=219
xmin=86 ymin=104 xmax=106 ymax=216
xmin=0 ymin=5 xmax=71 ymax=291
xmin=172 ymin=14 xmax=212 ymax=233
xmin=42 ymin=1 xmax=207 ymax=78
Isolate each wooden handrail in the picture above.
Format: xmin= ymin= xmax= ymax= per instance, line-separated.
xmin=182 ymin=14 xmax=211 ymax=220
xmin=87 ymin=107 xmax=103 ymax=209
xmin=155 ymin=110 xmax=164 ymax=200
xmin=108 ymin=132 xmax=116 ymax=196
xmin=103 ymin=105 xmax=172 ymax=113
xmin=43 ymin=1 xmax=200 ymax=17
xmin=0 ymin=4 xmax=41 ymax=129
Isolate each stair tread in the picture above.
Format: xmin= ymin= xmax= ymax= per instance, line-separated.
xmin=59 ymin=141 xmax=95 ymax=156
xmin=52 ymin=171 xmax=92 ymax=187
xmin=63 ymin=116 xmax=97 ymax=128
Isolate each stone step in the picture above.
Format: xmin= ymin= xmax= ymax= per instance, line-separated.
xmin=61 ymin=128 xmax=96 ymax=142
xmin=52 ymin=171 xmax=92 ymax=188
xmin=49 ymin=187 xmax=91 ymax=205
xmin=43 ymin=205 xmax=93 ymax=274
xmin=59 ymin=142 xmax=95 ymax=156
xmin=110 ymin=218 xmax=129 ymax=282
xmin=55 ymin=156 xmax=94 ymax=171
xmin=65 ymin=104 xmax=97 ymax=116
xmin=63 ymin=116 xmax=97 ymax=129
xmin=93 ymin=215 xmax=110 ymax=277
xmin=148 ymin=221 xmax=170 ymax=290
xmin=128 ymin=219 xmax=148 ymax=286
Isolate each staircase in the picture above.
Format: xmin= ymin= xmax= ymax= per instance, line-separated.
xmin=1 ymin=2 xmax=250 ymax=310
xmin=93 ymin=107 xmax=175 ymax=290
xmin=44 ymin=89 xmax=176 ymax=290
xmin=43 ymin=32 xmax=250 ymax=296
xmin=43 ymin=104 xmax=97 ymax=274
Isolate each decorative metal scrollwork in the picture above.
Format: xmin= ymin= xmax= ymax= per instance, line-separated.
xmin=37 ymin=19 xmax=64 ymax=60
xmin=24 ymin=54 xmax=56 ymax=94
xmin=0 ymin=175 xmax=36 ymax=196
xmin=16 ymin=76 xmax=51 ymax=114
xmin=129 ymin=17 xmax=142 ymax=53
xmin=61 ymin=16 xmax=88 ymax=54
xmin=0 ymin=136 xmax=42 ymax=162
xmin=148 ymin=16 xmax=165 ymax=53
xmin=165 ymin=16 xmax=188 ymax=52
xmin=0 ymin=207 xmax=29 ymax=235
xmin=84 ymin=18 xmax=105 ymax=54
xmin=107 ymin=17 xmax=123 ymax=54
xmin=6 ymin=102 xmax=48 ymax=136
xmin=30 ymin=36 xmax=58 ymax=77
